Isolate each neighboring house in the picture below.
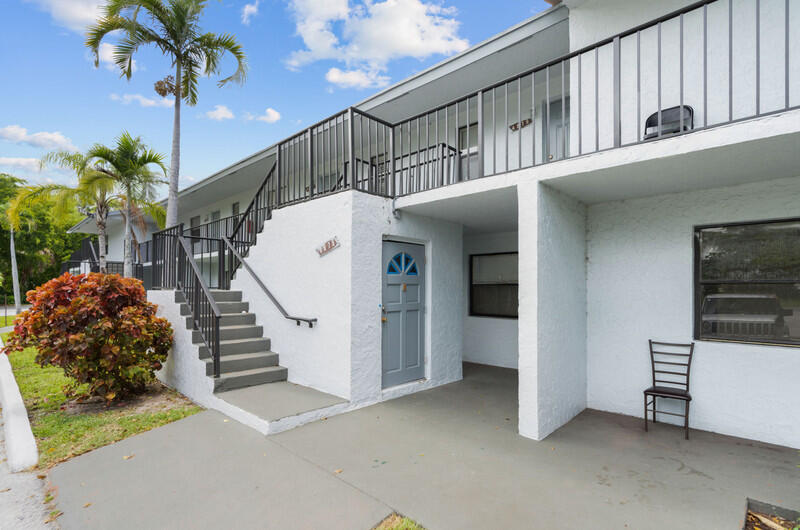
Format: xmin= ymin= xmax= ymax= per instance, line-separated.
xmin=70 ymin=0 xmax=800 ymax=448
xmin=66 ymin=210 xmax=158 ymax=281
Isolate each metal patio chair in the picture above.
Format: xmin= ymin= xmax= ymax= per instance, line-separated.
xmin=643 ymin=105 xmax=694 ymax=140
xmin=643 ymin=340 xmax=695 ymax=440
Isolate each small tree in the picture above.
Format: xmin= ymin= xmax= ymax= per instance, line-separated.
xmin=3 ymin=272 xmax=173 ymax=401
xmin=84 ymin=132 xmax=166 ymax=277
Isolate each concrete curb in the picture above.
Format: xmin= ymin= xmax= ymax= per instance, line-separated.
xmin=0 ymin=335 xmax=38 ymax=472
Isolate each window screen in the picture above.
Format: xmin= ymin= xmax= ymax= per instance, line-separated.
xmin=694 ymin=218 xmax=800 ymax=346
xmin=470 ymin=252 xmax=518 ymax=318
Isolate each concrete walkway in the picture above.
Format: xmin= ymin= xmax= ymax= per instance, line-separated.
xmin=0 ymin=409 xmax=53 ymax=529
xmin=48 ymin=411 xmax=391 ymax=530
xmin=48 ymin=363 xmax=800 ymax=529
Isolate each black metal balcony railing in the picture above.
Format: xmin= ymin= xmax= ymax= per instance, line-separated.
xmin=137 ymin=239 xmax=152 ymax=263
xmin=61 ymin=260 xmax=144 ymax=280
xmin=264 ymin=0 xmax=797 ymax=203
xmin=60 ymin=236 xmax=148 ymax=285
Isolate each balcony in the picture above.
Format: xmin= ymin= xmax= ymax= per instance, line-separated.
xmin=266 ymin=0 xmax=797 ymax=206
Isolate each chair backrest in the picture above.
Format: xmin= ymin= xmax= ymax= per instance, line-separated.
xmin=643 ymin=105 xmax=694 ymax=138
xmin=648 ymin=340 xmax=695 ymax=391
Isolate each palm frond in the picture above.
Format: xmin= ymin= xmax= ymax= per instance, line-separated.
xmin=181 ymin=57 xmax=200 ymax=105
xmin=195 ymin=32 xmax=247 ymax=86
xmin=141 ymin=201 xmax=167 ymax=229
xmin=86 ymin=16 xmax=128 ymax=67
xmin=7 ymin=185 xmax=74 ymax=229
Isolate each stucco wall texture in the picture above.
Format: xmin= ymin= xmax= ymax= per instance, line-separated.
xmin=587 ymin=175 xmax=800 ymax=449
xmin=351 ymin=192 xmax=464 ymax=404
xmin=229 ymin=191 xmax=464 ymax=405
xmin=230 ymin=192 xmax=354 ymax=400
xmin=519 ymin=182 xmax=588 ymax=441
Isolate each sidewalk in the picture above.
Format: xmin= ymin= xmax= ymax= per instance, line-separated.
xmin=48 ymin=411 xmax=392 ymax=530
xmin=0 ymin=409 xmax=53 ymax=530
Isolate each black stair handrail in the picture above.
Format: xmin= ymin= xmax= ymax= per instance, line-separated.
xmin=221 ymin=236 xmax=316 ymax=328
xmin=225 ymin=162 xmax=277 ymax=288
xmin=176 ymin=235 xmax=222 ymax=378
xmin=229 ymin=161 xmax=276 ymax=244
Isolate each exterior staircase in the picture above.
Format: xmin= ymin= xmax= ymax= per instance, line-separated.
xmin=175 ymin=289 xmax=288 ymax=392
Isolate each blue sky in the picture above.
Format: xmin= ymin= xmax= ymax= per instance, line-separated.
xmin=0 ymin=0 xmax=549 ymax=193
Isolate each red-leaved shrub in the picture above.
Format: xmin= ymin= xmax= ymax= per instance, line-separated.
xmin=2 ymin=272 xmax=173 ymax=401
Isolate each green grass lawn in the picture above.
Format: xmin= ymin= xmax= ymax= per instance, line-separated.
xmin=0 ymin=314 xmax=18 ymax=327
xmin=2 ymin=332 xmax=202 ymax=468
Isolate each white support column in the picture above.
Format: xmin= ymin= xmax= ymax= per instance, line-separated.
xmin=518 ymin=181 xmax=588 ymax=441
xmin=517 ymin=181 xmax=541 ymax=439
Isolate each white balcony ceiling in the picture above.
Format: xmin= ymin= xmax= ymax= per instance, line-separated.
xmin=176 ymin=151 xmax=275 ymax=214
xmin=357 ymin=7 xmax=570 ymax=123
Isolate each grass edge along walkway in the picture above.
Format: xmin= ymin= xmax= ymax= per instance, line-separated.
xmin=2 ymin=332 xmax=201 ymax=468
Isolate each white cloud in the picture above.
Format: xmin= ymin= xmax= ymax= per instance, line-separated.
xmin=0 ymin=125 xmax=77 ymax=151
xmin=242 ymin=0 xmax=260 ymax=25
xmin=206 ymin=105 xmax=235 ymax=121
xmin=0 ymin=157 xmax=42 ymax=173
xmin=325 ymin=67 xmax=389 ymax=89
xmin=286 ymin=0 xmax=468 ymax=89
xmin=96 ymin=42 xmax=138 ymax=72
xmin=110 ymin=93 xmax=173 ymax=108
xmin=245 ymin=108 xmax=281 ymax=123
xmin=25 ymin=0 xmax=104 ymax=32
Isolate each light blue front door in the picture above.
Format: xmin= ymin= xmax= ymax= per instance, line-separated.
xmin=382 ymin=242 xmax=425 ymax=388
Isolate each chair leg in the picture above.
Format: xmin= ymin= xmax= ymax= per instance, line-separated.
xmin=684 ymin=401 xmax=690 ymax=440
xmin=652 ymin=396 xmax=657 ymax=423
xmin=643 ymin=394 xmax=648 ymax=432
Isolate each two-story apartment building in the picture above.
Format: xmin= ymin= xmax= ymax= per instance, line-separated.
xmin=70 ymin=0 xmax=800 ymax=448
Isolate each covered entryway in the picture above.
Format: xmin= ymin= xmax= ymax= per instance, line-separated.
xmin=382 ymin=241 xmax=425 ymax=388
xmin=387 ymin=184 xmax=523 ymax=419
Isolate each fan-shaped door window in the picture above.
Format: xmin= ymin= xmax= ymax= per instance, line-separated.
xmin=387 ymin=252 xmax=418 ymax=276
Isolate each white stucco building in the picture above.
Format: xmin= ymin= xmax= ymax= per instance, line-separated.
xmin=74 ymin=0 xmax=800 ymax=448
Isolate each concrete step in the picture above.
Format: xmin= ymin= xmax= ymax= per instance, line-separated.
xmin=198 ymin=337 xmax=271 ymax=359
xmin=174 ymin=289 xmax=242 ymax=304
xmin=213 ymin=366 xmax=288 ymax=393
xmin=204 ymin=351 xmax=279 ymax=376
xmin=192 ymin=325 xmax=263 ymax=344
xmin=208 ymin=290 xmax=243 ymax=302
xmin=180 ymin=301 xmax=249 ymax=316
xmin=185 ymin=312 xmax=256 ymax=328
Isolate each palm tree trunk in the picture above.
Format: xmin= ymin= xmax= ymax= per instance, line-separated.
xmin=96 ymin=210 xmax=107 ymax=273
xmin=9 ymin=226 xmax=21 ymax=313
xmin=124 ymin=198 xmax=133 ymax=277
xmin=166 ymin=61 xmax=181 ymax=229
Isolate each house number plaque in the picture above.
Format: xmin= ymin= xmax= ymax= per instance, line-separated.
xmin=316 ymin=237 xmax=340 ymax=257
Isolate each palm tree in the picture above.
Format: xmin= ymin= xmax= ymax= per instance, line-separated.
xmin=86 ymin=0 xmax=247 ymax=229
xmin=84 ymin=132 xmax=167 ymax=277
xmin=10 ymin=152 xmax=121 ymax=272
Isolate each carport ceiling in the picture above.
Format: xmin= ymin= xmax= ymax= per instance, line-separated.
xmin=545 ymin=130 xmax=800 ymax=204
xmin=399 ymin=186 xmax=518 ymax=234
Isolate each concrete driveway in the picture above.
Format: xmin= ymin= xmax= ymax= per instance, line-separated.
xmin=49 ymin=363 xmax=800 ymax=529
